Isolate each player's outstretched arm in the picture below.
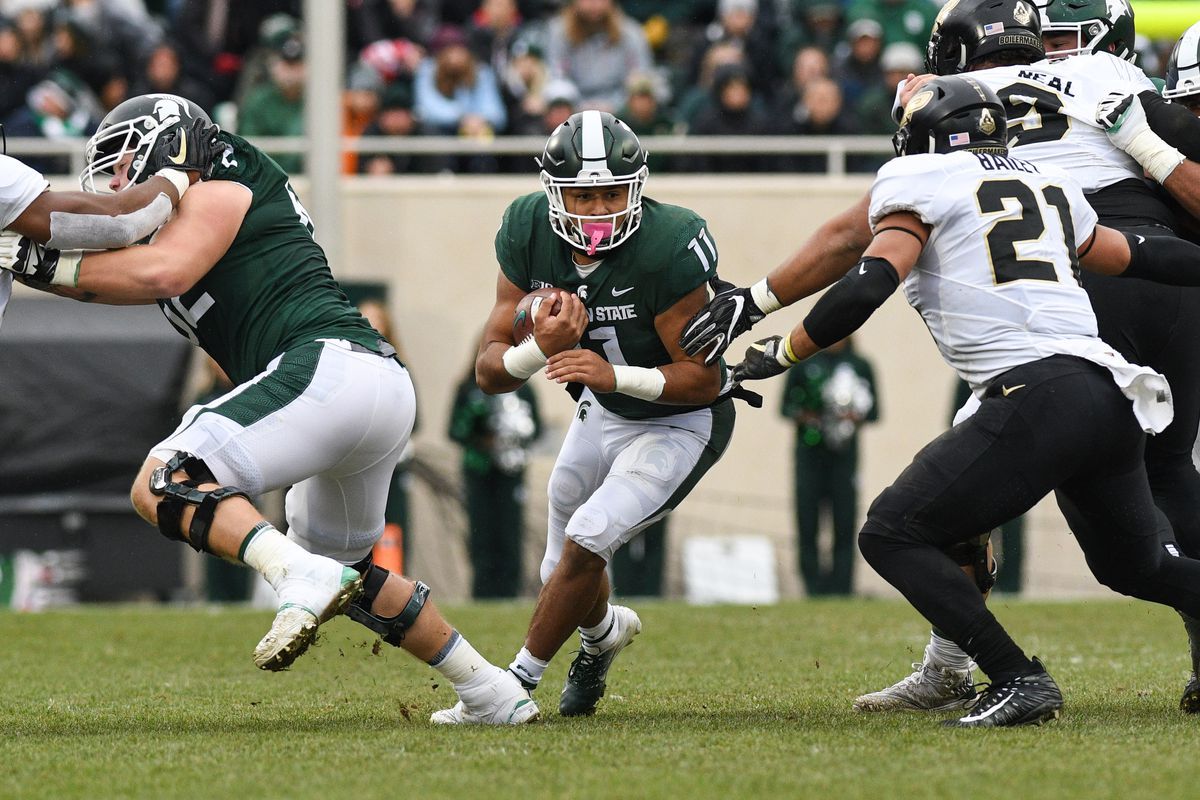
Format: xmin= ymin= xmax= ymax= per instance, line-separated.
xmin=5 ymin=120 xmax=223 ymax=249
xmin=733 ymin=213 xmax=923 ymax=383
xmin=680 ymin=192 xmax=875 ymax=364
xmin=476 ymin=272 xmax=586 ymax=394
xmin=547 ymin=283 xmax=722 ymax=405
xmin=1078 ymin=225 xmax=1200 ymax=284
xmin=0 ymin=181 xmax=251 ymax=304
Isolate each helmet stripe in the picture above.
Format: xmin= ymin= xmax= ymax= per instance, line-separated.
xmin=579 ymin=109 xmax=606 ymax=172
xmin=1181 ymin=23 xmax=1200 ymax=77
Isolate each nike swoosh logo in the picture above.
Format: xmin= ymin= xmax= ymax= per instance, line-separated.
xmin=1136 ymin=235 xmax=1146 ymax=244
xmin=859 ymin=263 xmax=867 ymax=275
xmin=611 ymin=286 xmax=635 ymax=297
xmin=1002 ymin=384 xmax=1026 ymax=397
xmin=169 ymin=134 xmax=188 ymax=165
xmin=958 ymin=692 xmax=1015 ymax=722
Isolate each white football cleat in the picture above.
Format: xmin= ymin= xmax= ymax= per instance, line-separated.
xmin=853 ymin=646 xmax=977 ymax=712
xmin=430 ymin=668 xmax=541 ymax=725
xmin=253 ymin=557 xmax=363 ymax=671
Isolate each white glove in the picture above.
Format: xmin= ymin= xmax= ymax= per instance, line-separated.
xmin=1097 ymin=91 xmax=1186 ymax=184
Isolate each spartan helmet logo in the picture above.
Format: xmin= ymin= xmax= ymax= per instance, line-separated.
xmin=577 ymin=285 xmax=589 ymax=301
xmin=1013 ymin=1 xmax=1033 ymax=25
xmin=979 ymin=108 xmax=997 ymax=134
xmin=152 ymin=97 xmax=182 ymax=125
xmin=577 ymin=400 xmax=592 ymax=422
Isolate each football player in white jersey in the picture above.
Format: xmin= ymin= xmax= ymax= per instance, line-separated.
xmin=732 ymin=75 xmax=1200 ymax=728
xmin=682 ymin=0 xmax=1200 ymax=714
xmin=0 ymin=116 xmax=221 ymax=328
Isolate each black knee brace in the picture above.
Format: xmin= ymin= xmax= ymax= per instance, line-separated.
xmin=346 ymin=564 xmax=430 ymax=647
xmin=944 ymin=531 xmax=996 ymax=595
xmin=149 ymin=452 xmax=249 ymax=554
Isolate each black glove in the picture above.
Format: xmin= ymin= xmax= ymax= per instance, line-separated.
xmin=0 ymin=234 xmax=65 ymax=284
xmin=138 ymin=118 xmax=224 ymax=183
xmin=679 ymin=277 xmax=767 ymax=366
xmin=730 ymin=335 xmax=792 ymax=383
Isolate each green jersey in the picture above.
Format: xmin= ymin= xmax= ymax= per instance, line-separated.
xmin=157 ymin=132 xmax=380 ymax=385
xmin=496 ymin=192 xmax=725 ymax=420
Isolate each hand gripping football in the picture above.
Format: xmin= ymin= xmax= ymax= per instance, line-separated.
xmin=512 ymin=287 xmax=563 ymax=343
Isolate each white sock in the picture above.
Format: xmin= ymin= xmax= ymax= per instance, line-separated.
xmin=509 ymin=647 xmax=549 ymax=689
xmin=428 ymin=631 xmax=494 ymax=693
xmin=927 ymin=630 xmax=972 ymax=672
xmin=240 ymin=523 xmax=309 ymax=588
xmin=579 ymin=604 xmax=618 ymax=654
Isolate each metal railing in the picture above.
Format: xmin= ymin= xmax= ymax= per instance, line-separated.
xmin=9 ymin=134 xmax=896 ymax=179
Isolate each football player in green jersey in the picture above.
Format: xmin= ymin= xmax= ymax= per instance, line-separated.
xmin=445 ymin=110 xmax=737 ymax=721
xmin=0 ymin=93 xmax=539 ymax=725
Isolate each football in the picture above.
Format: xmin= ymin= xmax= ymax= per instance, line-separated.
xmin=512 ymin=287 xmax=563 ymax=343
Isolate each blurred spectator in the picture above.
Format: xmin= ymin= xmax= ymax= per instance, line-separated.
xmin=359 ymin=79 xmax=427 ymax=175
xmin=833 ymin=17 xmax=884 ymax=116
xmin=352 ymin=35 xmax=424 ymax=89
xmin=535 ymin=76 xmax=578 ymax=134
xmin=498 ymin=34 xmax=549 ymax=136
xmin=230 ymin=12 xmax=299 ymax=110
xmin=343 ymin=68 xmax=381 ymax=174
xmin=617 ymin=70 xmax=674 ymax=171
xmin=846 ymin=0 xmax=939 ymax=50
xmin=688 ymin=62 xmax=773 ymax=172
xmin=171 ymin=0 xmax=301 ymax=103
xmin=4 ymin=69 xmax=101 ymax=173
xmin=777 ymin=0 xmax=844 ymax=75
xmin=771 ymin=44 xmax=830 ymax=120
xmin=449 ymin=350 xmax=542 ymax=600
xmin=777 ymin=76 xmax=857 ymax=171
xmin=347 ymin=0 xmax=438 ymax=54
xmin=0 ymin=19 xmax=42 ymax=119
xmin=15 ymin=6 xmax=54 ymax=68
xmin=131 ymin=38 xmax=216 ymax=113
xmin=467 ymin=0 xmax=523 ymax=79
xmin=675 ymin=39 xmax=747 ymax=128
xmin=51 ymin=12 xmax=119 ymax=100
xmin=856 ymin=41 xmax=922 ymax=134
xmin=782 ymin=337 xmax=878 ymax=596
xmin=62 ymin=0 xmax=162 ymax=85
xmin=237 ymin=32 xmax=305 ymax=173
xmin=687 ymin=0 xmax=778 ymax=102
xmin=544 ymin=0 xmax=651 ymax=112
xmin=414 ymin=24 xmax=506 ymax=171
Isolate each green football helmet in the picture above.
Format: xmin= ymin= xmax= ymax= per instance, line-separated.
xmin=537 ymin=109 xmax=649 ymax=255
xmin=1164 ymin=21 xmax=1200 ymax=103
xmin=1038 ymin=0 xmax=1136 ymax=61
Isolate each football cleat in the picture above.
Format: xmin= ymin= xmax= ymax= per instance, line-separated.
xmin=559 ymin=605 xmax=642 ymax=717
xmin=943 ymin=658 xmax=1063 ymax=728
xmin=430 ymin=668 xmax=541 ymax=725
xmin=253 ymin=559 xmax=363 ymax=671
xmin=853 ymin=646 xmax=977 ymax=712
xmin=1180 ymin=673 xmax=1200 ymax=714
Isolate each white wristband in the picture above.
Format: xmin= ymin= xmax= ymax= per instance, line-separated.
xmin=1121 ymin=129 xmax=1186 ymax=184
xmin=611 ymin=365 xmax=666 ymax=401
xmin=154 ymin=168 xmax=191 ymax=200
xmin=750 ymin=278 xmax=782 ymax=314
xmin=51 ymin=251 xmax=83 ymax=287
xmin=502 ymin=337 xmax=548 ymax=380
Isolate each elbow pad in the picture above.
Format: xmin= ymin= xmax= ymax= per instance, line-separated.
xmin=1122 ymin=232 xmax=1200 ymax=287
xmin=1140 ymin=90 xmax=1200 ymax=162
xmin=46 ymin=192 xmax=174 ymax=250
xmin=803 ymin=256 xmax=900 ymax=349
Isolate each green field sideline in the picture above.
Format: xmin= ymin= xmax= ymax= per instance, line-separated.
xmin=0 ymin=599 xmax=1193 ymax=799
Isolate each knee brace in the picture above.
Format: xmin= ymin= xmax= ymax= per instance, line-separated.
xmin=943 ymin=531 xmax=996 ymax=595
xmin=345 ymin=564 xmax=430 ymax=647
xmin=149 ymin=452 xmax=249 ymax=554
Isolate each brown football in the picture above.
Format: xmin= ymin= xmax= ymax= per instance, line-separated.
xmin=512 ymin=287 xmax=563 ymax=343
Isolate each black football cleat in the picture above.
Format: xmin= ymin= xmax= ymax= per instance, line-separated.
xmin=1180 ymin=673 xmax=1200 ymax=714
xmin=942 ymin=658 xmax=1062 ymax=728
xmin=559 ymin=605 xmax=641 ymax=717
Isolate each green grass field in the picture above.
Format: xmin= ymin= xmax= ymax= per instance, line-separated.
xmin=0 ymin=598 xmax=1194 ymax=799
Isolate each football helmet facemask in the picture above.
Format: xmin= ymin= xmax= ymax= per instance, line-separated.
xmin=1038 ymin=0 xmax=1136 ymax=62
xmin=893 ymin=75 xmax=1009 ymax=156
xmin=1164 ymin=21 xmax=1200 ymax=104
xmin=926 ymin=0 xmax=1044 ymax=75
xmin=538 ymin=109 xmax=649 ymax=256
xmin=80 ymin=93 xmax=213 ymax=192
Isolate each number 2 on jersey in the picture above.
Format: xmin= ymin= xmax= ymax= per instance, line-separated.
xmin=976 ymin=179 xmax=1080 ymax=286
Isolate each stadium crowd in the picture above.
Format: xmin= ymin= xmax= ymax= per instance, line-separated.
xmin=0 ymin=0 xmax=1182 ymax=176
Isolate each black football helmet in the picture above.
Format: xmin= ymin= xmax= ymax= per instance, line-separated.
xmin=926 ymin=0 xmax=1045 ymax=75
xmin=1164 ymin=21 xmax=1200 ymax=104
xmin=81 ymin=93 xmax=212 ymax=192
xmin=893 ymin=75 xmax=1009 ymax=156
xmin=537 ymin=109 xmax=649 ymax=254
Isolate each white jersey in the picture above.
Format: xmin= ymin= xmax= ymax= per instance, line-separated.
xmin=971 ymin=53 xmax=1154 ymax=192
xmin=0 ymin=154 xmax=49 ymax=329
xmin=870 ymin=150 xmax=1103 ymax=392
